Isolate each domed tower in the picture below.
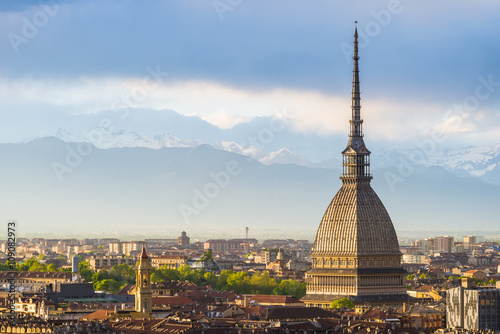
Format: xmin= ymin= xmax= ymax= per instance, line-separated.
xmin=135 ymin=244 xmax=152 ymax=316
xmin=302 ymin=23 xmax=407 ymax=307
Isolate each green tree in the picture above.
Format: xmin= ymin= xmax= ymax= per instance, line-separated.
xmin=273 ymin=279 xmax=307 ymax=299
xmin=92 ymin=269 xmax=110 ymax=283
xmin=330 ymin=298 xmax=355 ymax=309
xmin=110 ymin=264 xmax=135 ymax=284
xmin=447 ymin=275 xmax=458 ymax=280
xmin=94 ymin=279 xmax=123 ymax=294
xmin=199 ymin=249 xmax=213 ymax=262
xmin=79 ymin=261 xmax=94 ymax=282
xmin=151 ymin=268 xmax=165 ymax=282
xmin=28 ymin=262 xmax=47 ymax=272
xmin=250 ymin=271 xmax=278 ymax=295
xmin=0 ymin=261 xmax=12 ymax=271
xmin=226 ymin=271 xmax=251 ymax=294
xmin=419 ymin=273 xmax=430 ymax=280
xmin=178 ymin=264 xmax=206 ymax=284
xmin=46 ymin=264 xmax=57 ymax=272
xmin=216 ymin=270 xmax=232 ymax=290
xmin=157 ymin=267 xmax=181 ymax=281
xmin=204 ymin=272 xmax=217 ymax=287
xmin=476 ymin=279 xmax=487 ymax=286
xmin=178 ymin=264 xmax=193 ymax=280
xmin=406 ymin=274 xmax=415 ymax=280
xmin=16 ymin=258 xmax=38 ymax=271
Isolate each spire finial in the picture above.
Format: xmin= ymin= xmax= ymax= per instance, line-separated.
xmin=351 ymin=22 xmax=361 ymax=134
xmin=140 ymin=243 xmax=148 ymax=259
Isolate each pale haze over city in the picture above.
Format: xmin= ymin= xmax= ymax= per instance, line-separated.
xmin=0 ymin=1 xmax=499 ymax=239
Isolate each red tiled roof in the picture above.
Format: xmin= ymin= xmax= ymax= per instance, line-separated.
xmin=116 ymin=284 xmax=134 ymax=295
xmin=80 ymin=309 xmax=114 ymax=321
xmin=249 ymin=295 xmax=303 ymax=304
xmin=464 ymin=269 xmax=480 ymax=274
xmin=152 ymin=296 xmax=194 ymax=306
xmin=361 ymin=309 xmax=392 ymax=320
xmin=0 ymin=271 xmax=71 ymax=279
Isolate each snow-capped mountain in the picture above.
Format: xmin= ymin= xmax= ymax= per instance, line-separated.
xmin=259 ymin=147 xmax=311 ymax=166
xmin=371 ymin=145 xmax=500 ymax=186
xmin=54 ymin=128 xmax=203 ymax=149
xmin=424 ymin=145 xmax=500 ymax=177
xmin=50 ymin=128 xmax=311 ymax=167
xmin=211 ymin=141 xmax=267 ymax=161
xmin=13 ymin=109 xmax=500 ymax=186
xmin=45 ymin=127 xmax=500 ymax=186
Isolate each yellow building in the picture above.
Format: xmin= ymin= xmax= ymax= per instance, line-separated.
xmin=88 ymin=255 xmax=136 ymax=271
xmin=135 ymin=245 xmax=153 ymax=317
xmin=0 ymin=272 xmax=71 ymax=293
xmin=150 ymin=255 xmax=187 ymax=269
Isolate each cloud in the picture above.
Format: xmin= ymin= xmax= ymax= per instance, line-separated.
xmin=1 ymin=75 xmax=499 ymax=146
xmin=1 ymin=0 xmax=500 ymax=107
xmin=198 ymin=109 xmax=253 ymax=129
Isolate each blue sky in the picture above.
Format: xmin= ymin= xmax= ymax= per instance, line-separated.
xmin=0 ymin=0 xmax=499 ymax=147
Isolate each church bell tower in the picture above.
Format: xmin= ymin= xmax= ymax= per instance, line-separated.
xmin=135 ymin=244 xmax=153 ymax=316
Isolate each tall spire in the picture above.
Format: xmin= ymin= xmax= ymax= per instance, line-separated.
xmin=350 ymin=21 xmax=362 ymax=137
xmin=341 ymin=22 xmax=371 ymax=182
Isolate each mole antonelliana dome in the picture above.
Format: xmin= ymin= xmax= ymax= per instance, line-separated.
xmin=302 ymin=24 xmax=407 ymax=306
xmin=311 ymin=183 xmax=401 ymax=257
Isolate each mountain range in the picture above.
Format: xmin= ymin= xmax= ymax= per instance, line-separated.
xmin=1 ymin=108 xmax=498 ymax=239
xmin=45 ymin=108 xmax=500 ymax=188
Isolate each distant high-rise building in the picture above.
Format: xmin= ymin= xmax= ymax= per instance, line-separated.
xmin=421 ymin=238 xmax=435 ymax=254
xmin=301 ymin=24 xmax=407 ymax=307
xmin=71 ymin=255 xmax=80 ymax=273
xmin=447 ymin=278 xmax=500 ymax=330
xmin=434 ymin=236 xmax=454 ymax=253
xmin=109 ymin=241 xmax=142 ymax=255
xmin=204 ymin=239 xmax=250 ymax=253
xmin=463 ymin=236 xmax=476 ymax=250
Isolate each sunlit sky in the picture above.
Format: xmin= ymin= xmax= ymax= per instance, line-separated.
xmin=1 ymin=1 xmax=499 ymax=147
